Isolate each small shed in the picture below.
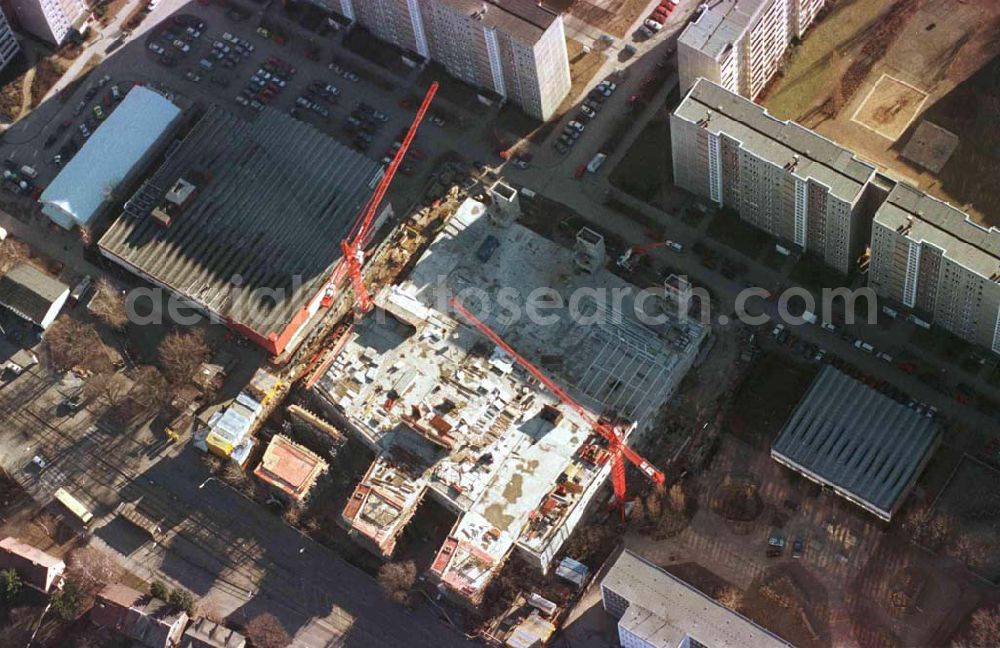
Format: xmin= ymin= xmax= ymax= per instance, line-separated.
xmin=0 ymin=537 xmax=65 ymax=593
xmin=0 ymin=263 xmax=70 ymax=330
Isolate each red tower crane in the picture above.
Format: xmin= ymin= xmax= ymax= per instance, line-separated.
xmin=339 ymin=82 xmax=439 ymax=312
xmin=449 ymin=298 xmax=666 ymax=510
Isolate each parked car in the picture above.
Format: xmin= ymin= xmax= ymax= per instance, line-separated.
xmin=148 ymin=42 xmax=165 ymax=55
xmin=235 ymin=94 xmax=249 ymax=106
xmin=172 ymin=39 xmax=190 ymax=52
xmin=792 ymin=538 xmax=803 ymax=558
xmin=567 ymin=120 xmax=585 ymax=133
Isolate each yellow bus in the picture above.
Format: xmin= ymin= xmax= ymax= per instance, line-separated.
xmin=54 ymin=488 xmax=93 ymax=526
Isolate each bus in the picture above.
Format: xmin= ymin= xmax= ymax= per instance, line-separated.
xmin=54 ymin=488 xmax=93 ymax=526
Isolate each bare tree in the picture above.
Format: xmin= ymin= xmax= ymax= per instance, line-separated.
xmin=715 ymin=585 xmax=744 ymax=612
xmin=667 ymin=484 xmax=686 ymax=513
xmin=645 ymin=490 xmax=663 ymax=520
xmin=0 ymin=238 xmax=28 ymax=274
xmin=89 ymin=278 xmax=128 ymax=330
xmin=377 ymin=561 xmax=417 ymax=606
xmin=244 ymin=612 xmax=291 ymax=648
xmin=65 ymin=547 xmax=123 ymax=598
xmin=84 ymin=371 xmax=131 ymax=409
xmin=129 ymin=365 xmax=170 ymax=411
xmin=968 ymin=606 xmax=1000 ymax=647
xmin=158 ymin=329 xmax=211 ymax=385
xmin=45 ymin=316 xmax=112 ymax=372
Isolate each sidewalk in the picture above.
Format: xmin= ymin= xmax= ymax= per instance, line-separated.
xmin=0 ymin=207 xmax=102 ymax=281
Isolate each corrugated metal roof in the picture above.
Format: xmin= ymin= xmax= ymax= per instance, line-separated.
xmin=40 ymin=86 xmax=181 ymax=228
xmin=98 ymin=105 xmax=382 ymax=340
xmin=771 ymin=366 xmax=940 ymax=519
xmin=0 ymin=263 xmax=68 ymax=326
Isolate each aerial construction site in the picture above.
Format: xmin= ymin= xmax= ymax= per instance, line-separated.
xmin=314 ymin=181 xmax=707 ymax=604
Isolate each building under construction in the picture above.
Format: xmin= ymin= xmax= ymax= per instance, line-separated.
xmin=315 ymin=184 xmax=706 ymax=604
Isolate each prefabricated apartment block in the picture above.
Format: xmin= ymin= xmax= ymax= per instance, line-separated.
xmin=316 ymin=193 xmax=706 ymax=604
xmin=671 ymin=78 xmax=877 ymax=274
xmin=869 ymin=182 xmax=1000 ymax=354
xmin=678 ymin=0 xmax=826 ymax=99
xmin=331 ymin=0 xmax=570 ymax=120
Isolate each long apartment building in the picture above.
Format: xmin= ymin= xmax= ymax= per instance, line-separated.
xmin=9 ymin=0 xmax=88 ymax=45
xmin=0 ymin=6 xmax=20 ymax=74
xmin=671 ymin=78 xmax=877 ymax=274
xmin=678 ymin=0 xmax=826 ymax=99
xmin=335 ymin=0 xmax=570 ymax=120
xmin=869 ymin=183 xmax=1000 ymax=354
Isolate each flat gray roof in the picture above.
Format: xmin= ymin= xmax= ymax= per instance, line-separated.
xmin=602 ymin=550 xmax=793 ymax=648
xmin=99 ymin=105 xmax=381 ymax=342
xmin=674 ymin=79 xmax=876 ymax=204
xmin=772 ymin=366 xmax=940 ymax=520
xmin=678 ymin=0 xmax=765 ymax=61
xmin=436 ymin=0 xmax=559 ymax=44
xmin=874 ymin=182 xmax=1000 ymax=278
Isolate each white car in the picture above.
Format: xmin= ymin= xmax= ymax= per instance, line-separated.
xmin=580 ymin=104 xmax=596 ymax=119
xmin=185 ymin=26 xmax=201 ymax=38
xmin=820 ymin=322 xmax=837 ymax=332
xmin=567 ymin=120 xmax=585 ymax=132
xmin=235 ymin=95 xmax=249 ymax=106
xmin=173 ymin=39 xmax=190 ymax=52
xmin=644 ymin=19 xmax=663 ymax=32
xmin=148 ymin=42 xmax=165 ymax=55
xmin=222 ymin=32 xmax=237 ymax=42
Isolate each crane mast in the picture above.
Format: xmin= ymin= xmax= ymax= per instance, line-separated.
xmin=449 ymin=298 xmax=665 ymax=509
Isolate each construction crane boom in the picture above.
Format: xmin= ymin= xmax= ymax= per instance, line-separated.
xmin=449 ymin=298 xmax=665 ymax=509
xmin=341 ymin=82 xmax=439 ymax=312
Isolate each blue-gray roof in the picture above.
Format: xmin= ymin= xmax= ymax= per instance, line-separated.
xmin=40 ymin=86 xmax=181 ymax=228
xmin=771 ymin=366 xmax=940 ymax=520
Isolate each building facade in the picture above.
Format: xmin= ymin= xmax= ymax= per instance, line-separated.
xmin=336 ymin=0 xmax=570 ymax=120
xmin=678 ymin=0 xmax=826 ymax=99
xmin=0 ymin=6 xmax=20 ymax=74
xmin=869 ymin=182 xmax=1000 ymax=354
xmin=671 ymin=79 xmax=876 ymax=273
xmin=9 ymin=0 xmax=88 ymax=46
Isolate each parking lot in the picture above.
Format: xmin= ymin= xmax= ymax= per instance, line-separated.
xmin=0 ymin=0 xmax=471 ymax=207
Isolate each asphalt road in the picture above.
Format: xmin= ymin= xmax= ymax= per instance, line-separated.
xmin=0 ymin=364 xmax=477 ymax=647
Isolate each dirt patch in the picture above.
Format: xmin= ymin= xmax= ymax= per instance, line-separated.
xmin=744 ymin=564 xmax=831 ymax=648
xmin=852 ymin=74 xmax=927 ymax=140
xmin=712 ymin=480 xmax=764 ymax=523
xmin=931 ymin=456 xmax=1000 ymax=580
xmin=561 ymin=0 xmax=652 ymax=38
xmin=762 ymin=0 xmax=1000 ymax=226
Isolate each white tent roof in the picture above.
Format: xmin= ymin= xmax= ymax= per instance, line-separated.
xmin=40 ymin=86 xmax=181 ymax=228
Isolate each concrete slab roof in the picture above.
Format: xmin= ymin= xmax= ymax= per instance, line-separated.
xmin=603 ymin=550 xmax=793 ymax=648
xmin=98 ymin=105 xmax=382 ymax=345
xmin=771 ymin=366 xmax=940 ymax=520
xmin=319 ymin=197 xmax=704 ymax=602
xmin=674 ymin=79 xmax=876 ymax=204
xmin=436 ymin=0 xmax=559 ymax=44
xmin=40 ymin=86 xmax=181 ymax=228
xmin=873 ymin=182 xmax=1000 ymax=279
xmin=678 ymin=0 xmax=765 ymax=61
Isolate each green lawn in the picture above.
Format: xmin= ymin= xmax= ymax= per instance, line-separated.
xmin=761 ymin=0 xmax=897 ymax=120
xmin=609 ymin=113 xmax=672 ymax=204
